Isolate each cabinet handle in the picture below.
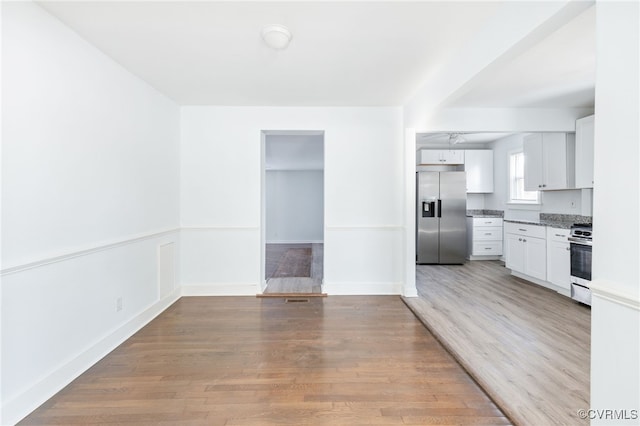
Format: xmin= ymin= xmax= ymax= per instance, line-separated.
xmin=566 ymin=247 xmax=570 ymax=251
xmin=485 ymin=247 xmax=492 ymax=250
xmin=518 ymin=238 xmax=522 ymax=242
xmin=555 ymin=234 xmax=564 ymax=237
xmin=543 ymin=184 xmax=547 ymax=188
xmin=518 ymin=229 xmax=527 ymax=232
xmin=523 ymin=239 xmax=527 ymax=242
xmin=485 ymin=233 xmax=492 ymax=235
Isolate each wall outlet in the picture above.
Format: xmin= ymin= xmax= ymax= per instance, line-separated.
xmin=116 ymin=297 xmax=123 ymax=312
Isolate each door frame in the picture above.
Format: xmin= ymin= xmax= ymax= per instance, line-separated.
xmin=259 ymin=130 xmax=325 ymax=293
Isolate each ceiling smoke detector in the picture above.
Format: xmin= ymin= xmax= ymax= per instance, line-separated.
xmin=261 ymin=24 xmax=292 ymax=50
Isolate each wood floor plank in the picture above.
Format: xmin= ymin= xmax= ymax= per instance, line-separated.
xmin=403 ymin=261 xmax=590 ymax=426
xmin=19 ymin=296 xmax=509 ymax=425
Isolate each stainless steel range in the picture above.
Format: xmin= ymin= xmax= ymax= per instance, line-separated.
xmin=568 ymin=223 xmax=592 ymax=305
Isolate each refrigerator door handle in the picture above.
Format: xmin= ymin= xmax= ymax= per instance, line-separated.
xmin=437 ymin=199 xmax=442 ymax=218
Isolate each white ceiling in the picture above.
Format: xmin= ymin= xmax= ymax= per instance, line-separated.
xmin=447 ymin=5 xmax=596 ymax=108
xmin=37 ymin=1 xmax=596 ymax=108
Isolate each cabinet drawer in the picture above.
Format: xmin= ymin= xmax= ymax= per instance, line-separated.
xmin=547 ymin=227 xmax=570 ymax=242
xmin=473 ymin=217 xmax=503 ymax=227
xmin=504 ymin=222 xmax=546 ymax=239
xmin=474 ymin=227 xmax=503 ymax=241
xmin=473 ymin=242 xmax=503 ymax=256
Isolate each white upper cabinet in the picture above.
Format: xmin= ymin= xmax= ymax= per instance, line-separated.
xmin=575 ymin=115 xmax=595 ymax=188
xmin=465 ymin=150 xmax=494 ymax=193
xmin=419 ymin=149 xmax=464 ymax=165
xmin=523 ymin=133 xmax=544 ymax=190
xmin=523 ymin=133 xmax=576 ymax=191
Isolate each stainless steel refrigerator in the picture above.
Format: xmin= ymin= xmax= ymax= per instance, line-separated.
xmin=416 ymin=171 xmax=467 ymax=264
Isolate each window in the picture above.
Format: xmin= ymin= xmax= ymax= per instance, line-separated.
xmin=509 ymin=151 xmax=539 ymax=203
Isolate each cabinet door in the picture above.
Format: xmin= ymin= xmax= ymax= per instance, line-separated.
xmin=465 ymin=150 xmax=494 ymax=193
xmin=523 ymin=133 xmax=544 ymax=191
xmin=505 ymin=233 xmax=525 ymax=273
xmin=575 ymin=115 xmax=595 ymax=188
xmin=441 ymin=150 xmax=465 ymax=164
xmin=544 ymin=133 xmax=574 ymax=190
xmin=547 ymin=240 xmax=571 ymax=292
xmin=419 ymin=150 xmax=443 ymax=165
xmin=524 ymin=236 xmax=546 ymax=281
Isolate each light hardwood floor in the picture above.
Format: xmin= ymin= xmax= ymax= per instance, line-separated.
xmin=19 ymin=296 xmax=509 ymax=425
xmin=403 ymin=260 xmax=591 ymax=426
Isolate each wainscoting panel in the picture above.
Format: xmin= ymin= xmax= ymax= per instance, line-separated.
xmin=158 ymin=242 xmax=176 ymax=299
xmin=180 ymin=227 xmax=261 ymax=295
xmin=1 ymin=231 xmax=180 ymax=425
xmin=323 ymin=226 xmax=403 ymax=295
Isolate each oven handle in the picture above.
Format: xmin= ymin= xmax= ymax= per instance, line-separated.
xmin=568 ymin=237 xmax=592 ymax=246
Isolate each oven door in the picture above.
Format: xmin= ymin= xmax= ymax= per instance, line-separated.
xmin=570 ymin=239 xmax=592 ymax=286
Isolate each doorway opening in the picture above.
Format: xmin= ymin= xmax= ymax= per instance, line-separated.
xmin=261 ymin=131 xmax=324 ymax=295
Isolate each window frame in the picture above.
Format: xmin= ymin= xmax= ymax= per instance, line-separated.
xmin=507 ymin=149 xmax=540 ymax=205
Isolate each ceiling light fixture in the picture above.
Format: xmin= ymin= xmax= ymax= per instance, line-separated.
xmin=261 ymin=24 xmax=292 ymax=50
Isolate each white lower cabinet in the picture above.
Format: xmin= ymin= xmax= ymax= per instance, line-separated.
xmin=467 ymin=217 xmax=503 ymax=259
xmin=504 ymin=222 xmax=546 ymax=282
xmin=546 ymin=228 xmax=571 ymax=295
xmin=505 ymin=233 xmax=525 ymax=271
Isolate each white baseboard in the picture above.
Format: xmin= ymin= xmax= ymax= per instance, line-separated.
xmin=403 ymin=284 xmax=419 ymax=298
xmin=511 ymin=271 xmax=567 ymax=295
xmin=181 ymin=282 xmax=259 ymax=296
xmin=322 ymin=281 xmax=402 ymax=295
xmin=468 ymin=255 xmax=502 ymax=261
xmin=2 ymin=288 xmax=181 ymax=426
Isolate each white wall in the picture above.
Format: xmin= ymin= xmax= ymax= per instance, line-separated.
xmin=266 ymin=171 xmax=324 ymax=243
xmin=1 ymin=3 xmax=181 ymax=424
xmin=590 ymin=2 xmax=639 ymax=424
xmin=180 ymin=107 xmax=403 ymax=295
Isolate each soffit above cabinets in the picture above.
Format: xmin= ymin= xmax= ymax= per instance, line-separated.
xmin=417 ymin=132 xmax=515 ymax=148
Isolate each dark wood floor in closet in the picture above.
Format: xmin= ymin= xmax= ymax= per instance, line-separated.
xmin=264 ymin=243 xmax=323 ymax=294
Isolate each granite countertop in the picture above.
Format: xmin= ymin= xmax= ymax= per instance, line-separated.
xmin=466 ymin=209 xmax=504 ymax=218
xmin=504 ymin=219 xmax=574 ymax=229
xmin=504 ymin=213 xmax=592 ymax=229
